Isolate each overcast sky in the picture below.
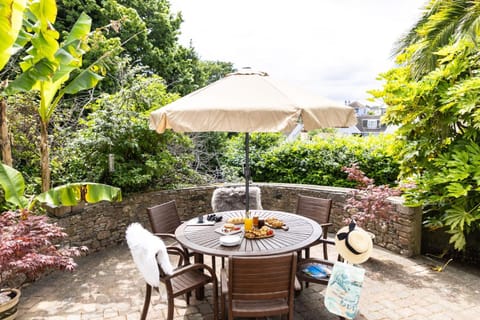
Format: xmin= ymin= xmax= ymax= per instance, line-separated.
xmin=168 ymin=0 xmax=425 ymax=104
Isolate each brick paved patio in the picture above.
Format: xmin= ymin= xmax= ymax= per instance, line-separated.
xmin=16 ymin=240 xmax=480 ymax=319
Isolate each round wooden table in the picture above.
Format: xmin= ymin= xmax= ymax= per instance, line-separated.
xmin=175 ymin=209 xmax=322 ymax=258
xmin=175 ymin=210 xmax=322 ymax=299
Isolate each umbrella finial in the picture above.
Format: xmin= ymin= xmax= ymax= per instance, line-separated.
xmin=228 ymin=67 xmax=268 ymax=77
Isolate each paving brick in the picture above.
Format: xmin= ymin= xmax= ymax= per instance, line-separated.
xmin=15 ymin=243 xmax=480 ymax=320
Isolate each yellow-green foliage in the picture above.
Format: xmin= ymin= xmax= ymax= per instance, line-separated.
xmin=370 ymin=0 xmax=480 ymax=251
xmin=224 ymin=133 xmax=399 ymax=188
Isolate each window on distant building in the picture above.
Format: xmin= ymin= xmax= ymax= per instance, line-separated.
xmin=362 ymin=119 xmax=380 ymax=129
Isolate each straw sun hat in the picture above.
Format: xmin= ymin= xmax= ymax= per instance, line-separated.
xmin=335 ymin=221 xmax=373 ymax=264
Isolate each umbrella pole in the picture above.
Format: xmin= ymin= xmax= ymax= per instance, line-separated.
xmin=245 ymin=132 xmax=250 ymax=215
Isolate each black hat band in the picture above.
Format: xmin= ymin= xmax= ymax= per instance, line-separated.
xmin=336 ymin=221 xmax=362 ymax=255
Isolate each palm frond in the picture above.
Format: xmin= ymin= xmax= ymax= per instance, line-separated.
xmin=394 ymin=0 xmax=480 ymax=79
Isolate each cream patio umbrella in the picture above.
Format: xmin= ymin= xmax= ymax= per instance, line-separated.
xmin=149 ymin=68 xmax=357 ymax=211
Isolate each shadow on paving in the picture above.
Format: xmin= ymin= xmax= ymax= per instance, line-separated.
xmin=363 ymin=257 xmax=426 ymax=289
xmin=16 ymin=242 xmax=480 ymax=319
xmin=363 ymin=252 xmax=480 ymax=306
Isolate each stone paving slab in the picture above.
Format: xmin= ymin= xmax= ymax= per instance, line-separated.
xmin=15 ymin=241 xmax=480 ymax=320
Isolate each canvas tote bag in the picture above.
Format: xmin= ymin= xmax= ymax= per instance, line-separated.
xmin=324 ymin=262 xmax=365 ymax=319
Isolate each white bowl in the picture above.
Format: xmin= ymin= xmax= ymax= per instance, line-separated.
xmin=219 ymin=235 xmax=242 ymax=246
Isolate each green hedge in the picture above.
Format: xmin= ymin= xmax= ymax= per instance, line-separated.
xmin=224 ymin=133 xmax=399 ymax=187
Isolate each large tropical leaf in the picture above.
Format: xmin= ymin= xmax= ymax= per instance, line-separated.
xmin=0 ymin=164 xmax=28 ymax=208
xmin=35 ymin=183 xmax=122 ymax=207
xmin=64 ymin=12 xmax=91 ymax=44
xmin=4 ymin=58 xmax=56 ymax=95
xmin=63 ymin=69 xmax=103 ymax=94
xmin=5 ymin=9 xmax=98 ymax=121
xmin=26 ymin=0 xmax=59 ymax=63
xmin=0 ymin=0 xmax=27 ymax=70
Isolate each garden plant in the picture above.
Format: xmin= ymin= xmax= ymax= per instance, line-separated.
xmin=342 ymin=164 xmax=401 ymax=227
xmin=0 ymin=162 xmax=121 ymax=315
xmin=371 ymin=0 xmax=480 ymax=251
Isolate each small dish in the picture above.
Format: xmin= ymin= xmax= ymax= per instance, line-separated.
xmin=215 ymin=226 xmax=242 ymax=235
xmin=219 ymin=235 xmax=242 ymax=246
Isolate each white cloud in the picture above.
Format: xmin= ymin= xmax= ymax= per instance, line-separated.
xmin=169 ymin=0 xmax=424 ymax=103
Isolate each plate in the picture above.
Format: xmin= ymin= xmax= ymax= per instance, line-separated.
xmin=219 ymin=235 xmax=242 ymax=246
xmin=264 ymin=218 xmax=285 ymax=229
xmin=265 ymin=222 xmax=289 ymax=230
xmin=215 ymin=227 xmax=242 ymax=235
xmin=244 ymin=226 xmax=275 ymax=239
xmin=244 ymin=232 xmax=274 ymax=239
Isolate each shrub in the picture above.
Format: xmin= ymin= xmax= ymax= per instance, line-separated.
xmin=0 ymin=210 xmax=86 ymax=288
xmin=56 ymin=76 xmax=205 ymax=192
xmin=342 ymin=164 xmax=401 ymax=227
xmin=243 ymin=134 xmax=399 ymax=187
xmin=222 ymin=133 xmax=284 ymax=182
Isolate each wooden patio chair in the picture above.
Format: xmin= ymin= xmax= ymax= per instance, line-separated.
xmin=147 ymin=200 xmax=182 ymax=245
xmin=211 ymin=186 xmax=263 ymax=268
xmin=148 ymin=200 xmax=216 ymax=276
xmin=126 ymin=223 xmax=219 ymax=320
xmin=147 ymin=200 xmax=195 ymax=263
xmin=296 ymin=194 xmax=334 ymax=260
xmin=221 ymin=252 xmax=297 ymax=320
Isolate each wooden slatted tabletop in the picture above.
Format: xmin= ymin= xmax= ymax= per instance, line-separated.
xmin=175 ymin=210 xmax=322 ymax=257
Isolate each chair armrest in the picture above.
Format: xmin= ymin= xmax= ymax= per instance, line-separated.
xmin=317 ymin=238 xmax=335 ymax=246
xmin=220 ymin=268 xmax=228 ymax=295
xmin=153 ymin=233 xmax=177 ymax=243
xmin=166 ymin=262 xmax=217 ymax=281
xmin=154 ymin=233 xmax=196 ymax=259
xmin=319 ymin=223 xmax=333 ymax=238
xmin=166 ymin=246 xmax=187 ymax=266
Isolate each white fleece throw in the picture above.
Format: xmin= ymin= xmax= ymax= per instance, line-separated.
xmin=126 ymin=223 xmax=174 ymax=288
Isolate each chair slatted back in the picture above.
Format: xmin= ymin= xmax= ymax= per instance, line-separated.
xmin=147 ymin=200 xmax=181 ymax=234
xmin=228 ymin=252 xmax=296 ymax=301
xmin=296 ymin=194 xmax=332 ymax=225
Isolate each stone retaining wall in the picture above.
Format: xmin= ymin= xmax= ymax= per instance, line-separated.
xmin=53 ymin=183 xmax=422 ymax=257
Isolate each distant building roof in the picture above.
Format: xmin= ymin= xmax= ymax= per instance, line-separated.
xmin=337 ymin=126 xmax=361 ymax=134
xmin=348 ymin=101 xmax=366 ymax=109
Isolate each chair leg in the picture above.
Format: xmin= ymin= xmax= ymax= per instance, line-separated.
xmin=305 ymin=247 xmax=310 ymax=288
xmin=212 ymin=256 xmax=216 ymax=272
xmin=323 ymin=240 xmax=329 ymax=260
xmin=167 ymin=295 xmax=175 ymax=320
xmin=212 ymin=280 xmax=219 ymax=320
xmin=220 ymin=294 xmax=224 ymax=320
xmin=141 ymin=283 xmax=152 ymax=320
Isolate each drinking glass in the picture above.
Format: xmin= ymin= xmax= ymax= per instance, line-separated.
xmin=244 ymin=217 xmax=253 ymax=231
xmin=253 ymin=216 xmax=259 ymax=228
xmin=258 ymin=219 xmax=265 ymax=229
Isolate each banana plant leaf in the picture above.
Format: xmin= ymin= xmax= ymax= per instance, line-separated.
xmin=35 ymin=183 xmax=122 ymax=207
xmin=63 ymin=69 xmax=103 ymax=95
xmin=0 ymin=164 xmax=28 ymax=208
xmin=0 ymin=0 xmax=28 ymax=70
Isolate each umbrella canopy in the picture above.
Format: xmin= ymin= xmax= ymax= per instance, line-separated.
xmin=149 ymin=68 xmax=357 ymax=212
xmin=149 ymin=69 xmax=357 ymax=134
